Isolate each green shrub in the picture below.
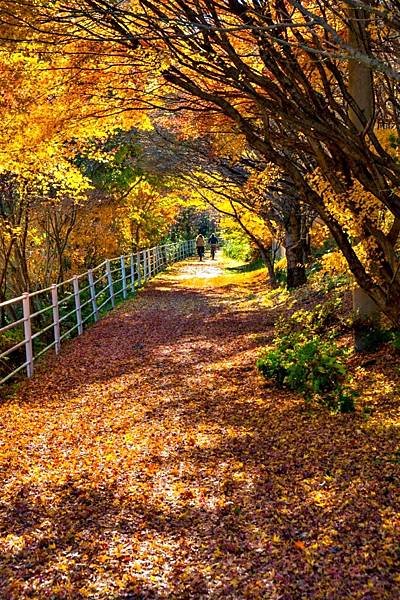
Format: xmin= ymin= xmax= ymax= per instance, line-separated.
xmin=257 ymin=303 xmax=355 ymax=413
xmin=222 ymin=231 xmax=252 ymax=261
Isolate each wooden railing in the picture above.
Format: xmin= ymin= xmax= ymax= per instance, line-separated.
xmin=0 ymin=240 xmax=195 ymax=386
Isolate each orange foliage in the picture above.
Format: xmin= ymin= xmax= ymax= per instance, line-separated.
xmin=0 ymin=259 xmax=399 ymax=598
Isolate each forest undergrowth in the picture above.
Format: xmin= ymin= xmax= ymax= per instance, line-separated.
xmin=0 ymin=257 xmax=399 ymax=599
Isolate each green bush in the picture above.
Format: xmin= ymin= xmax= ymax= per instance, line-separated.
xmin=257 ymin=303 xmax=355 ymax=412
xmin=222 ymin=231 xmax=252 ymax=261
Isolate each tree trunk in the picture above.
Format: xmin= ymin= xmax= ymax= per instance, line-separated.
xmin=259 ymin=245 xmax=277 ymax=288
xmin=352 ymin=287 xmax=381 ymax=352
xmin=285 ymin=210 xmax=307 ymax=289
xmin=348 ymin=3 xmax=380 ymax=350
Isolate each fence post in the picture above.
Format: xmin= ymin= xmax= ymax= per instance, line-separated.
xmin=156 ymin=246 xmax=160 ymax=273
xmin=160 ymin=246 xmax=164 ymax=270
xmin=88 ymin=269 xmax=99 ymax=322
xmin=137 ymin=252 xmax=142 ymax=287
xmin=22 ymin=292 xmax=34 ymax=378
xmin=130 ymin=254 xmax=136 ymax=293
xmin=73 ymin=276 xmax=83 ymax=335
xmin=142 ymin=251 xmax=146 ymax=280
xmin=106 ymin=260 xmax=115 ymax=308
xmin=121 ymin=255 xmax=127 ymax=299
xmin=51 ymin=284 xmax=61 ymax=354
xmin=147 ymin=249 xmax=151 ymax=279
xmin=142 ymin=251 xmax=147 ymax=280
xmin=148 ymin=249 xmax=151 ymax=278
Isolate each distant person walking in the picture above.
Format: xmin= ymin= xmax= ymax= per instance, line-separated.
xmin=208 ymin=233 xmax=219 ymax=260
xmin=196 ymin=233 xmax=205 ymax=261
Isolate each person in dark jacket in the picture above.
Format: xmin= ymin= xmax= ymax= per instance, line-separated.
xmin=208 ymin=233 xmax=218 ymax=260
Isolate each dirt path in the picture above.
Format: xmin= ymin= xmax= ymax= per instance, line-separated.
xmin=0 ymin=258 xmax=398 ymax=599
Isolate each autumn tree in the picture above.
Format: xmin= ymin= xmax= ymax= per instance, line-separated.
xmin=65 ymin=129 xmax=185 ymax=268
xmin=133 ymin=127 xmax=313 ymax=287
xmin=238 ymin=164 xmax=314 ymax=288
xmin=3 ymin=1 xmax=400 ymax=326
xmin=189 ymin=160 xmax=315 ymax=288
xmin=0 ymin=165 xmax=90 ymax=301
xmin=21 ymin=0 xmax=400 ymax=326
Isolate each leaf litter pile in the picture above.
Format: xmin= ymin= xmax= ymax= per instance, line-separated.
xmin=0 ymin=258 xmax=399 ymax=599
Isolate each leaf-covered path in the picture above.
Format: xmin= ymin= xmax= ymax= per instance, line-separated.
xmin=0 ymin=258 xmax=399 ymax=599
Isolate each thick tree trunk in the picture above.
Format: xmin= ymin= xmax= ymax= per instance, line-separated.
xmin=352 ymin=287 xmax=381 ymax=352
xmin=348 ymin=3 xmax=381 ymax=350
xmin=285 ymin=210 xmax=307 ymax=289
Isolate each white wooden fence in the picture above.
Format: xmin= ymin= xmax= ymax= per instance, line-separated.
xmin=0 ymin=240 xmax=195 ymax=386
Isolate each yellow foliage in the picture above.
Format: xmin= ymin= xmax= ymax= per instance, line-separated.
xmin=211 ymin=133 xmax=247 ymax=162
xmin=310 ymin=221 xmax=330 ymax=249
xmin=0 ymin=39 xmax=147 ymax=178
xmin=320 ymin=251 xmax=349 ymax=276
xmin=306 ymin=166 xmax=396 ymax=281
xmin=274 ymin=257 xmax=287 ymax=271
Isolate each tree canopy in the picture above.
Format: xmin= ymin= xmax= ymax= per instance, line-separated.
xmin=1 ymin=0 xmax=400 ymax=322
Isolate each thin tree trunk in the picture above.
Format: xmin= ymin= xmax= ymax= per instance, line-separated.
xmin=285 ymin=210 xmax=307 ymax=289
xmin=259 ymin=245 xmax=277 ymax=288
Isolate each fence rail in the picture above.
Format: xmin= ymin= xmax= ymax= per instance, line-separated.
xmin=0 ymin=240 xmax=195 ymax=386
